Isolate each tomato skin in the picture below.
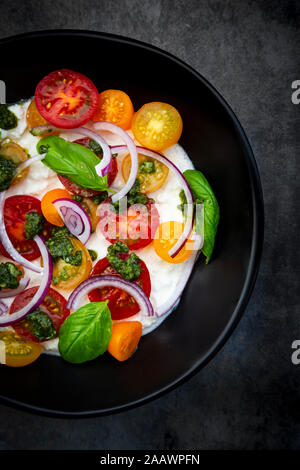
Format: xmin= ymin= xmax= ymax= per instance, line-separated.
xmin=99 ymin=199 xmax=160 ymax=251
xmin=10 ymin=287 xmax=70 ymax=342
xmin=88 ymin=253 xmax=151 ymax=320
xmin=132 ymin=102 xmax=183 ymax=151
xmin=1 ymin=195 xmax=53 ymax=261
xmin=93 ymin=89 xmax=134 ymax=130
xmin=57 ymin=137 xmax=117 ymax=197
xmin=41 ymin=188 xmax=72 ymax=227
xmin=35 ymin=69 xmax=99 ymax=129
xmin=0 ymin=330 xmax=42 ymax=367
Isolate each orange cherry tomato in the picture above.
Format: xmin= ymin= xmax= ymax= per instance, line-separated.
xmin=132 ymin=102 xmax=183 ymax=151
xmin=26 ymin=98 xmax=48 ymax=128
xmin=52 ymin=238 xmax=92 ymax=290
xmin=107 ymin=321 xmax=142 ymax=362
xmin=93 ymin=89 xmax=134 ymax=130
xmin=154 ymin=221 xmax=193 ymax=264
xmin=122 ymin=152 xmax=169 ymax=193
xmin=41 ymin=188 xmax=72 ymax=226
xmin=0 ymin=330 xmax=42 ymax=367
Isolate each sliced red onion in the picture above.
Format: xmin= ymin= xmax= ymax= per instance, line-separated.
xmin=67 ymin=275 xmax=154 ymax=317
xmin=30 ymin=125 xmax=112 ymax=177
xmin=0 ymin=192 xmax=43 ymax=273
xmin=109 ymin=145 xmax=195 ymax=258
xmin=15 ymin=153 xmax=46 ymax=175
xmin=0 ymin=235 xmax=53 ymax=327
xmin=92 ymin=122 xmax=138 ymax=203
xmin=0 ymin=276 xmax=30 ymax=299
xmin=0 ymin=301 xmax=8 ymax=316
xmin=53 ymin=198 xmax=91 ymax=245
xmin=71 ymin=127 xmax=112 ymax=177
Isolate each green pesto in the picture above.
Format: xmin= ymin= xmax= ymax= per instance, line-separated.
xmin=112 ymin=179 xmax=148 ymax=213
xmin=72 ymin=194 xmax=83 ymax=203
xmin=46 ymin=228 xmax=82 ymax=266
xmin=89 ymin=139 xmax=103 ymax=155
xmin=107 ymin=242 xmax=141 ymax=281
xmin=26 ymin=308 xmax=56 ymax=341
xmin=0 ymin=262 xmax=22 ymax=290
xmin=139 ymin=160 xmax=155 ymax=174
xmin=0 ymin=155 xmax=16 ymax=192
xmin=88 ymin=249 xmax=98 ymax=262
xmin=0 ymin=104 xmax=18 ymax=130
xmin=91 ymin=191 xmax=108 ymax=205
xmin=24 ymin=212 xmax=44 ymax=239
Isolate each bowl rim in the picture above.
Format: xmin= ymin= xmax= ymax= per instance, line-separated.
xmin=0 ymin=29 xmax=264 ymax=418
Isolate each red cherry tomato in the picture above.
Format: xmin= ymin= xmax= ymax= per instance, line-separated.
xmin=10 ymin=287 xmax=70 ymax=342
xmin=57 ymin=138 xmax=118 ymax=197
xmin=88 ymin=253 xmax=151 ymax=320
xmin=99 ymin=199 xmax=160 ymax=251
xmin=0 ymin=195 xmax=52 ymax=261
xmin=35 ymin=69 xmax=99 ymax=129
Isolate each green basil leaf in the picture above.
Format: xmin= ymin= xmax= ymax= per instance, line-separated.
xmin=183 ymin=169 xmax=220 ymax=264
xmin=37 ymin=136 xmax=108 ymax=191
xmin=58 ymin=301 xmax=112 ymax=363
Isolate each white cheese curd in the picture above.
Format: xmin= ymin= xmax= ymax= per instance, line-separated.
xmin=0 ymin=106 xmax=197 ymax=356
xmin=0 ymin=100 xmax=30 ymax=140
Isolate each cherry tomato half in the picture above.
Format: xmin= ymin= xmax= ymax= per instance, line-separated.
xmin=88 ymin=253 xmax=151 ymax=320
xmin=52 ymin=238 xmax=92 ymax=290
xmin=10 ymin=287 xmax=70 ymax=343
xmin=57 ymin=137 xmax=117 ymax=197
xmin=0 ymin=330 xmax=42 ymax=367
xmin=98 ymin=198 xmax=160 ymax=250
xmin=0 ymin=195 xmax=52 ymax=261
xmin=122 ymin=152 xmax=169 ymax=193
xmin=132 ymin=102 xmax=183 ymax=151
xmin=153 ymin=221 xmax=193 ymax=264
xmin=92 ymin=89 xmax=134 ymax=130
xmin=35 ymin=69 xmax=99 ymax=129
xmin=0 ymin=141 xmax=29 ymax=186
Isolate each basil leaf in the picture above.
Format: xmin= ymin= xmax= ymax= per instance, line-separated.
xmin=184 ymin=169 xmax=220 ymax=264
xmin=58 ymin=301 xmax=112 ymax=363
xmin=37 ymin=136 xmax=108 ymax=191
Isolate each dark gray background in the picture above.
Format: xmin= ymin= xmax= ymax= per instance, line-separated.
xmin=0 ymin=0 xmax=299 ymax=450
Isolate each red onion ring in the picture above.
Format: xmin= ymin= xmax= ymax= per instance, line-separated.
xmin=110 ymin=145 xmax=195 ymax=258
xmin=0 ymin=301 xmax=8 ymax=316
xmin=92 ymin=122 xmax=138 ymax=203
xmin=53 ymin=198 xmax=91 ymax=245
xmin=30 ymin=125 xmax=112 ymax=177
xmin=0 ymin=235 xmax=53 ymax=327
xmin=0 ymin=276 xmax=30 ymax=299
xmin=0 ymin=192 xmax=43 ymax=273
xmin=15 ymin=153 xmax=46 ymax=175
xmin=66 ymin=275 xmax=154 ymax=317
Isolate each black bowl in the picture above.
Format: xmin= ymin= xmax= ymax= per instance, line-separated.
xmin=0 ymin=30 xmax=263 ymax=417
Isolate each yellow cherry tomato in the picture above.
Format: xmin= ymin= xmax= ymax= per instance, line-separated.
xmin=52 ymin=238 xmax=92 ymax=290
xmin=0 ymin=141 xmax=29 ymax=186
xmin=154 ymin=221 xmax=193 ymax=264
xmin=0 ymin=330 xmax=42 ymax=367
xmin=41 ymin=188 xmax=72 ymax=226
xmin=132 ymin=102 xmax=183 ymax=151
xmin=122 ymin=153 xmax=169 ymax=193
xmin=80 ymin=197 xmax=99 ymax=232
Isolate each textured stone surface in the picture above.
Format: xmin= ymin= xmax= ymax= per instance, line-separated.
xmin=0 ymin=0 xmax=299 ymax=450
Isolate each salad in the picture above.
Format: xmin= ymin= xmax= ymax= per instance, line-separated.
xmin=0 ymin=69 xmax=219 ymax=367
